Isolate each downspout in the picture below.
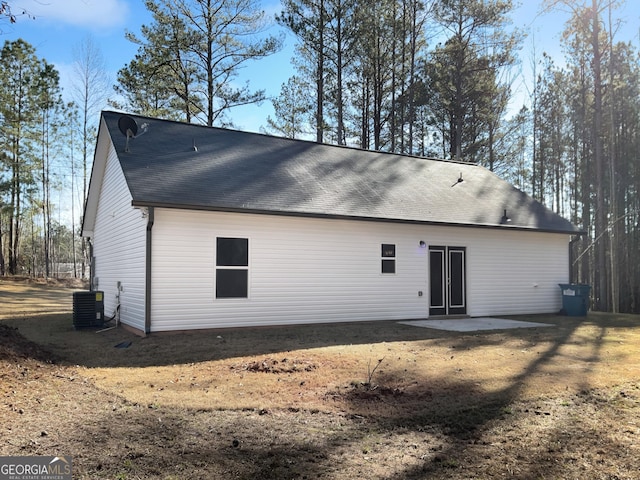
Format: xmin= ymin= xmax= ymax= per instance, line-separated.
xmin=144 ymin=207 xmax=154 ymax=335
xmin=88 ymin=239 xmax=94 ymax=291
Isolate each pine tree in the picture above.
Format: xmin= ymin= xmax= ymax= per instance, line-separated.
xmin=266 ymin=76 xmax=311 ymax=138
xmin=116 ymin=0 xmax=282 ymax=126
xmin=35 ymin=61 xmax=64 ymax=278
xmin=0 ymin=39 xmax=44 ymax=274
xmin=422 ymin=0 xmax=519 ymax=162
xmin=278 ymin=0 xmax=330 ymax=142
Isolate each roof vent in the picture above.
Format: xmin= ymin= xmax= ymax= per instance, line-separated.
xmin=501 ymin=209 xmax=512 ymax=224
xmin=451 ymin=172 xmax=464 ymax=187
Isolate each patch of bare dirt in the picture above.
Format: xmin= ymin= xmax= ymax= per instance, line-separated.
xmin=231 ymin=357 xmax=318 ymax=374
xmin=0 ymin=324 xmax=57 ymax=366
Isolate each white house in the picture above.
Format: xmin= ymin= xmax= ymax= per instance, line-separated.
xmin=82 ymin=111 xmax=581 ymax=335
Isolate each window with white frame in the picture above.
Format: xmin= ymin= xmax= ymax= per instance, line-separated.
xmin=381 ymin=243 xmax=396 ymax=274
xmin=216 ymin=237 xmax=249 ymax=298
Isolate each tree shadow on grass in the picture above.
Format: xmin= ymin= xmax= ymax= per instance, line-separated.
xmin=368 ymin=313 xmax=634 ymax=479
xmin=6 ymin=311 xmax=640 ymax=478
xmin=61 ymin=313 xmax=639 ymax=479
xmin=3 ymin=313 xmax=566 ymax=368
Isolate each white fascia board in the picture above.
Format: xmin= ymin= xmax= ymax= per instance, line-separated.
xmin=81 ymin=115 xmax=112 ymax=238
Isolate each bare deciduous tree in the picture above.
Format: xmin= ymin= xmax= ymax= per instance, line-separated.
xmin=71 ymin=35 xmax=111 ymax=277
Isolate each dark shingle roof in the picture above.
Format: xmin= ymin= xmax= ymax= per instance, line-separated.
xmin=101 ymin=111 xmax=580 ymax=234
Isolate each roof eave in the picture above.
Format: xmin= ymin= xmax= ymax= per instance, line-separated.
xmin=130 ymin=200 xmax=583 ymax=235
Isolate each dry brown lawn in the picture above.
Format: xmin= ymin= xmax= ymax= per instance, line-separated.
xmin=1 ymin=278 xmax=639 ymax=479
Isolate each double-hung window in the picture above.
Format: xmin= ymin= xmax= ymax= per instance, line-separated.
xmin=381 ymin=243 xmax=396 ymax=274
xmin=216 ymin=237 xmax=249 ymax=298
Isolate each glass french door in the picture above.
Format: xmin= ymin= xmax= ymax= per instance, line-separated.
xmin=429 ymin=246 xmax=466 ymax=316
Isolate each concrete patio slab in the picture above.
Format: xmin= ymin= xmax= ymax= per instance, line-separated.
xmin=398 ymin=317 xmax=555 ymax=332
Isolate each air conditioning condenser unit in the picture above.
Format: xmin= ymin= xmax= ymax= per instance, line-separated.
xmin=73 ymin=291 xmax=105 ymax=329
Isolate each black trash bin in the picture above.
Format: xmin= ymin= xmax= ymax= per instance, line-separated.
xmin=558 ymin=284 xmax=591 ymax=316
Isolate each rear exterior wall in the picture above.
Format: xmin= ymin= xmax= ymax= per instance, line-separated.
xmin=149 ymin=208 xmax=569 ymax=332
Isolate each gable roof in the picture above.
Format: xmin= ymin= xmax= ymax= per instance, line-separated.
xmin=83 ymin=110 xmax=581 ymax=235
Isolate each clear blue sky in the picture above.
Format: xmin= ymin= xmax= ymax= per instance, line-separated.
xmin=3 ymin=0 xmax=640 ymax=133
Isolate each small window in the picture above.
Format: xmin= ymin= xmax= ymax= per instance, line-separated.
xmin=216 ymin=237 xmax=248 ymax=298
xmin=381 ymin=243 xmax=396 ymax=274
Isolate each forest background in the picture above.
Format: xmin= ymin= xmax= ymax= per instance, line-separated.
xmin=0 ymin=0 xmax=639 ymax=313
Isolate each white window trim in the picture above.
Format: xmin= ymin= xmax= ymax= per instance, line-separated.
xmin=214 ymin=236 xmax=251 ymax=300
xmin=381 ymin=242 xmax=396 ymax=275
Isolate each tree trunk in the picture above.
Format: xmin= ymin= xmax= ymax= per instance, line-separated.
xmin=316 ymin=0 xmax=325 ymax=143
xmin=335 ymin=3 xmax=345 ymax=146
xmin=591 ymin=0 xmax=608 ymax=311
xmin=607 ymin=3 xmax=618 ymax=313
xmin=0 ymin=212 xmax=4 ymax=276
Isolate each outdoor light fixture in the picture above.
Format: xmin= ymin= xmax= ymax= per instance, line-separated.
xmin=419 ymin=241 xmax=426 ymax=248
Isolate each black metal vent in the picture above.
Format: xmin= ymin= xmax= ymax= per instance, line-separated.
xmin=73 ymin=291 xmax=105 ymax=329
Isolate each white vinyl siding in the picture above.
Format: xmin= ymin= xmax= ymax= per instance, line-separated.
xmin=91 ymin=140 xmax=147 ymax=331
xmin=421 ymin=228 xmax=568 ymax=316
xmin=466 ymin=229 xmax=568 ymax=316
xmin=150 ymin=210 xmax=428 ymax=331
xmin=149 ymin=209 xmax=569 ymax=332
